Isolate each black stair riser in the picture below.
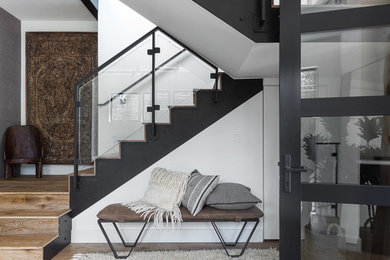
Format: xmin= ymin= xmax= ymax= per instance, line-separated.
xmin=70 ymin=74 xmax=262 ymax=217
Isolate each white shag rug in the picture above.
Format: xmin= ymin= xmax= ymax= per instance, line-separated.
xmin=70 ymin=248 xmax=279 ymax=260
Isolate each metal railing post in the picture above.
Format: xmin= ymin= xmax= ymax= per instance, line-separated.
xmin=147 ymin=31 xmax=160 ymax=137
xmin=213 ymin=68 xmax=219 ymax=103
xmin=151 ymin=31 xmax=156 ymax=137
xmin=73 ymin=83 xmax=80 ymax=190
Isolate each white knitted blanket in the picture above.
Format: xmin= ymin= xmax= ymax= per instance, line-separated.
xmin=123 ymin=167 xmax=189 ymax=227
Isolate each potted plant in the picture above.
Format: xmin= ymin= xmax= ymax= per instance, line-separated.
xmin=356 ymin=116 xmax=383 ymax=252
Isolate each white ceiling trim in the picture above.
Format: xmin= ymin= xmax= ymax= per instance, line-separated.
xmin=0 ymin=0 xmax=95 ymax=21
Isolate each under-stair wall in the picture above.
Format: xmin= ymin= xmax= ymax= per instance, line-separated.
xmin=71 ymin=74 xmax=263 ymax=216
xmin=72 ymin=91 xmax=264 ymax=243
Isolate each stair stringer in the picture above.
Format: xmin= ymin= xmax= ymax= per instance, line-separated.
xmin=70 ymin=74 xmax=262 ymax=217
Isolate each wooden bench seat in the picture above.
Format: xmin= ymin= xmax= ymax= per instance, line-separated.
xmin=97 ymin=203 xmax=263 ymax=222
xmin=97 ymin=204 xmax=264 ymax=259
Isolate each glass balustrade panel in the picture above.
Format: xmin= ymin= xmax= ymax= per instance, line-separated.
xmin=77 ymin=30 xmax=218 ymax=165
xmin=153 ymin=31 xmax=216 ymax=124
xmin=77 ymin=36 xmax=152 ymax=161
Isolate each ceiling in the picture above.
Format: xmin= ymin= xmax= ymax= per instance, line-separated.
xmin=0 ymin=0 xmax=95 ymax=21
xmin=121 ymin=0 xmax=390 ymax=79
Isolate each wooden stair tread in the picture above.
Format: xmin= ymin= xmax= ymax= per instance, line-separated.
xmin=77 ymin=167 xmax=95 ymax=176
xmin=0 ymin=175 xmax=68 ymax=193
xmin=121 ymin=139 xmax=147 ymax=142
xmin=98 ymin=156 xmax=121 ymax=160
xmin=0 ymin=209 xmax=70 ymax=219
xmin=0 ymin=234 xmax=57 ymax=249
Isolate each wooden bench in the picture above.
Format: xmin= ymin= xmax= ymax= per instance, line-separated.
xmin=97 ymin=203 xmax=264 ymax=259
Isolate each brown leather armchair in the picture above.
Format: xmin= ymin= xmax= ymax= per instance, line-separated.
xmin=3 ymin=125 xmax=43 ymax=179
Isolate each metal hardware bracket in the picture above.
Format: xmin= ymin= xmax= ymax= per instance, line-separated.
xmin=147 ymin=47 xmax=161 ymax=55
xmin=147 ymin=105 xmax=160 ymax=112
xmin=210 ymin=73 xmax=218 ymax=79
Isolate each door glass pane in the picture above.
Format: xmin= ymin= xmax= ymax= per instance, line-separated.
xmin=301 ymin=116 xmax=390 ymax=185
xmin=301 ymin=25 xmax=390 ymax=98
xmin=301 ymin=202 xmax=390 ymax=259
xmin=301 ymin=1 xmax=390 ymax=14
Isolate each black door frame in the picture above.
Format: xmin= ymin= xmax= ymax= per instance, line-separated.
xmin=279 ymin=2 xmax=390 ymax=259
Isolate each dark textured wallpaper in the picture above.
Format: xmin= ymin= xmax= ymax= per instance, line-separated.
xmin=26 ymin=32 xmax=97 ymax=164
xmin=0 ymin=8 xmax=21 ymax=178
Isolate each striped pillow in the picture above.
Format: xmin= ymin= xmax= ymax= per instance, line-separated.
xmin=182 ymin=170 xmax=219 ymax=216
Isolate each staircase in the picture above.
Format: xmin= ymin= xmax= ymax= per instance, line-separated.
xmin=70 ymin=27 xmax=263 ymax=216
xmin=0 ymin=176 xmax=71 ymax=260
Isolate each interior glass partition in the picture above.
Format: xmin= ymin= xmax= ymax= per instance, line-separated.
xmin=301 ymin=115 xmax=390 ymax=186
xmin=301 ymin=0 xmax=390 ymax=13
xmin=301 ymin=202 xmax=390 ymax=259
xmin=292 ymin=8 xmax=390 ymax=260
xmin=301 ymin=25 xmax=390 ymax=98
xmin=279 ymin=0 xmax=390 ymax=258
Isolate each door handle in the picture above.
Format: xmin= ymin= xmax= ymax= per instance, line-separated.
xmin=284 ymin=154 xmax=307 ymax=193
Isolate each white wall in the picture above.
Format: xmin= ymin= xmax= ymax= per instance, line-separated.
xmin=263 ymin=79 xmax=280 ymax=240
xmin=20 ymin=20 xmax=97 ymax=175
xmin=72 ymin=92 xmax=264 ymax=243
xmin=98 ymin=0 xmax=154 ymax=65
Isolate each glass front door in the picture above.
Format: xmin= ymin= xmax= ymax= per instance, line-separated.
xmin=279 ymin=1 xmax=390 ymax=259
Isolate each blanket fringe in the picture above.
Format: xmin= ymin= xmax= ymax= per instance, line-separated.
xmin=123 ymin=167 xmax=189 ymax=228
xmin=124 ymin=201 xmax=182 ymax=228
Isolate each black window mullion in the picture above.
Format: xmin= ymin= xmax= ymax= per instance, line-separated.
xmin=302 ymin=183 xmax=390 ymax=206
xmin=301 ymin=96 xmax=390 ymax=117
xmin=301 ymin=4 xmax=390 ymax=33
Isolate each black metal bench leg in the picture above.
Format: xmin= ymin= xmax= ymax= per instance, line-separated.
xmin=97 ymin=220 xmax=147 ymax=259
xmin=211 ymin=219 xmax=259 ymax=258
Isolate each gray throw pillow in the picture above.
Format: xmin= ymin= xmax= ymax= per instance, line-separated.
xmin=206 ymin=183 xmax=261 ymax=210
xmin=182 ymin=170 xmax=219 ymax=216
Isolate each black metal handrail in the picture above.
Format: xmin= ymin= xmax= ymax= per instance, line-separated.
xmin=73 ymin=27 xmax=218 ymax=189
